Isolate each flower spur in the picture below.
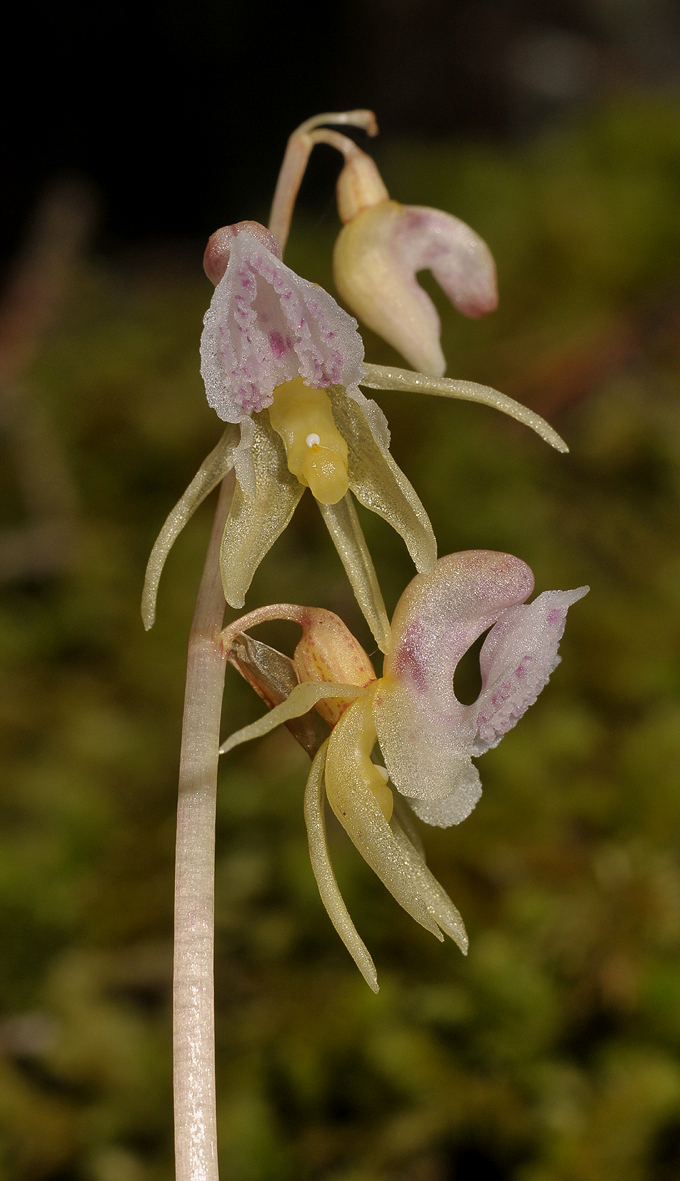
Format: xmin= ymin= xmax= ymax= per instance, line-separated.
xmin=141 ymin=222 xmax=568 ymax=652
xmin=218 ymin=550 xmax=588 ymax=989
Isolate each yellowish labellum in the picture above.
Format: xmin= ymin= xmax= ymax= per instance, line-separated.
xmin=326 ymin=691 xmax=394 ymax=822
xmin=269 ymin=377 xmax=349 ymax=504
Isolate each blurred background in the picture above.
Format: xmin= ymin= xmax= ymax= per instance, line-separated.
xmin=3 ymin=1 xmax=680 ymax=1178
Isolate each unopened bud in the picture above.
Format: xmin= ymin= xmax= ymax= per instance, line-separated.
xmin=336 ymin=149 xmax=389 ymax=224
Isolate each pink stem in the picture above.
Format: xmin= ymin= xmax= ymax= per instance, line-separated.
xmin=173 ymin=471 xmax=235 ymax=1181
xmin=268 ymin=110 xmax=378 ymax=253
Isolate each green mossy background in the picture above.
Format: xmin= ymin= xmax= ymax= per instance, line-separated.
xmin=3 ymin=95 xmax=680 ymax=1179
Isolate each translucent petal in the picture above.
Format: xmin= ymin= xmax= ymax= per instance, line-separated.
xmin=402 ymin=776 xmax=482 ymax=828
xmin=328 ymin=385 xmax=437 ymax=574
xmin=373 ymin=679 xmax=479 ymax=819
xmin=389 ymin=812 xmax=468 ymax=951
xmin=317 ymin=493 xmax=392 ymax=654
xmin=324 ymin=697 xmax=444 ymax=940
xmin=227 ymin=631 xmax=329 ymax=759
xmin=219 ymin=681 xmax=368 ymax=756
xmin=473 ymin=585 xmax=589 ymax=754
xmin=201 ymin=230 xmax=364 ymax=423
xmin=360 ymin=363 xmax=569 ymax=453
xmin=391 ymin=793 xmax=425 ymax=857
xmin=374 ymin=552 xmax=534 ymax=807
xmin=141 ymin=426 xmax=238 ymax=630
xmin=220 ymin=412 xmax=304 ymax=608
xmin=303 ymin=740 xmax=379 ymax=992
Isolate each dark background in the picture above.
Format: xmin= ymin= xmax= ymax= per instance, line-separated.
xmin=5 ymin=0 xmax=680 ymax=261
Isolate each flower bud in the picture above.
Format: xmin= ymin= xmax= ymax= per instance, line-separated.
xmin=203 ymin=220 xmax=281 ymax=286
xmin=293 ymin=607 xmax=376 ymax=725
xmin=333 ymin=161 xmax=498 ymax=376
xmin=335 ymin=150 xmax=389 ymax=224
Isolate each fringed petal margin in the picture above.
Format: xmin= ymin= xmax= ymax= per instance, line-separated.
xmin=303 ymin=741 xmax=379 ymax=992
xmin=141 ymin=425 xmax=239 ymax=630
xmin=220 ymin=412 xmax=304 ymax=609
xmin=360 ymin=363 xmax=569 ymax=453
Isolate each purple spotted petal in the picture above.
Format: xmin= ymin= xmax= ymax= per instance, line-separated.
xmin=200 ymin=231 xmax=365 ymax=423
xmin=472 ymin=586 xmax=589 ymax=755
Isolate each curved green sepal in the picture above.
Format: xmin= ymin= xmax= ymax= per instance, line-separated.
xmin=304 ymin=741 xmax=379 ymax=992
xmin=317 ymin=493 xmax=392 ymax=654
xmin=141 ymin=426 xmax=238 ymax=630
xmin=218 ymin=681 xmax=368 ymax=756
xmin=389 ymin=812 xmax=468 ymax=953
xmin=329 ymin=386 xmax=437 ymax=574
xmin=325 ymin=697 xmax=453 ymax=942
xmin=360 ymin=363 xmax=569 ymax=453
xmin=220 ymin=412 xmax=303 ymax=609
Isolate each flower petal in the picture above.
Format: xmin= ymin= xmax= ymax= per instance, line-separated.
xmin=219 ymin=413 xmax=304 ymax=609
xmin=141 ymin=426 xmax=238 ymax=630
xmin=329 ymin=386 xmax=437 ymax=574
xmin=389 ymin=811 xmax=468 ymax=951
xmin=473 ymin=586 xmax=589 ymax=754
xmin=374 ymin=552 xmax=534 ymax=809
xmin=324 ymin=696 xmax=445 ymax=940
xmin=360 ymin=364 xmax=569 ymax=453
xmin=333 ymin=201 xmax=496 ymax=377
xmin=397 ymin=205 xmax=497 ymax=320
xmin=334 ymin=200 xmax=445 ymax=377
xmin=218 ymin=681 xmax=368 ymax=756
xmin=303 ymin=740 xmax=379 ymax=992
xmin=201 ymin=230 xmax=364 ymax=424
xmin=317 ymin=493 xmax=392 ymax=654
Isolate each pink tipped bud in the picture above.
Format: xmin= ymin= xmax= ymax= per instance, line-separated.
xmin=203 ymin=220 xmax=281 ymax=286
xmin=334 ymin=201 xmax=498 ymax=377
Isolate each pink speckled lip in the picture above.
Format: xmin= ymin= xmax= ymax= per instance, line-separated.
xmin=200 ymin=231 xmax=365 ymax=425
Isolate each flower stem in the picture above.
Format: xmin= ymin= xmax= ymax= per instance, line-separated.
xmin=268 ymin=110 xmax=377 ymax=252
xmin=173 ymin=470 xmax=235 ymax=1181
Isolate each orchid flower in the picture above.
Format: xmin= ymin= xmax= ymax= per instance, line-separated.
xmin=141 ymin=224 xmax=567 ymax=652
xmin=268 ymin=110 xmax=497 ymax=376
xmin=218 ymin=550 xmax=588 ymax=989
xmin=332 ymin=140 xmax=498 ymax=376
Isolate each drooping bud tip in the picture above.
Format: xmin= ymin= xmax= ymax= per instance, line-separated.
xmin=336 ymin=149 xmax=390 ymax=225
xmin=203 ymin=221 xmax=282 ymax=285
